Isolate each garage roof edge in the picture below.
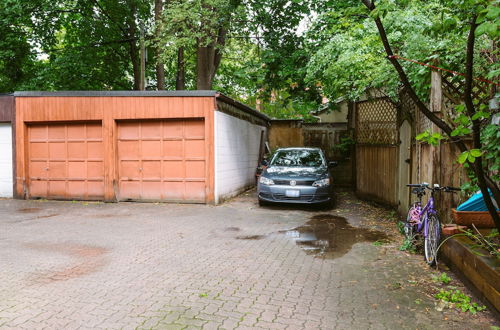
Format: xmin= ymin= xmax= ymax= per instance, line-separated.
xmin=13 ymin=90 xmax=218 ymax=97
xmin=215 ymin=93 xmax=270 ymax=122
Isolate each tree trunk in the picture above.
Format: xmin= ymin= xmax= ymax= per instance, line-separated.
xmin=176 ymin=47 xmax=186 ymax=90
xmin=129 ymin=41 xmax=140 ymax=90
xmin=196 ymin=46 xmax=213 ymax=89
xmin=195 ymin=28 xmax=226 ymax=90
xmin=127 ymin=3 xmax=140 ymax=90
xmin=154 ymin=0 xmax=165 ymax=90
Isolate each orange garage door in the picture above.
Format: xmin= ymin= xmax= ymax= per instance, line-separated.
xmin=28 ymin=122 xmax=104 ymax=200
xmin=117 ymin=119 xmax=206 ymax=202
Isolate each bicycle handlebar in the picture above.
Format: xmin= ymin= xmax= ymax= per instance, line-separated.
xmin=442 ymin=186 xmax=461 ymax=192
xmin=407 ymin=183 xmax=460 ymax=193
xmin=407 ymin=183 xmax=428 ymax=188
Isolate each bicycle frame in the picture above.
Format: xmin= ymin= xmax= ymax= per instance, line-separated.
xmin=413 ymin=192 xmax=437 ymax=238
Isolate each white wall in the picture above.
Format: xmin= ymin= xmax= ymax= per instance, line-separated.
xmin=0 ymin=123 xmax=13 ymax=197
xmin=215 ymin=111 xmax=266 ymax=203
xmin=318 ymin=101 xmax=349 ymax=123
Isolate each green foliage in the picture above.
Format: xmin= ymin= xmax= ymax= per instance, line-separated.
xmin=399 ymin=236 xmax=416 ymax=253
xmin=157 ymin=0 xmax=244 ymax=54
xmin=482 ymin=122 xmax=500 ymax=181
xmin=476 ymin=1 xmax=500 ymax=39
xmin=437 ymin=226 xmax=500 ymax=261
xmin=0 ymin=0 xmax=152 ymax=92
xmin=257 ymin=91 xmax=319 ymax=121
xmin=460 ymin=181 xmax=477 ymax=197
xmin=457 ymin=149 xmax=482 ymax=164
xmin=305 ymin=0 xmax=491 ymax=102
xmin=432 ymin=272 xmax=452 ymax=285
xmin=242 ymin=0 xmax=321 ymax=117
xmin=397 ymin=221 xmax=406 ymax=235
xmin=434 ymin=289 xmax=486 ymax=314
xmin=416 ymin=130 xmax=446 ymax=146
xmin=332 ymin=136 xmax=356 ymax=155
xmin=464 ymin=227 xmax=500 ymax=259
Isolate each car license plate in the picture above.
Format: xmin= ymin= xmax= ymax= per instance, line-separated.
xmin=285 ymin=190 xmax=300 ymax=198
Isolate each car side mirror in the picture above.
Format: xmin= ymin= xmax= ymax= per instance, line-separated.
xmin=328 ymin=161 xmax=338 ymax=168
xmin=261 ymin=159 xmax=268 ymax=166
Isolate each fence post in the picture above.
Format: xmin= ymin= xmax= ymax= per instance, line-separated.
xmin=430 ymin=68 xmax=444 ymax=217
xmin=430 ymin=68 xmax=442 ymax=185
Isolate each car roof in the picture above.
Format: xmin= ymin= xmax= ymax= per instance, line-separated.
xmin=275 ymin=147 xmax=322 ymax=151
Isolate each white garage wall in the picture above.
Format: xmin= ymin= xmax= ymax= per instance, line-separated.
xmin=0 ymin=123 xmax=13 ymax=197
xmin=215 ymin=111 xmax=266 ymax=204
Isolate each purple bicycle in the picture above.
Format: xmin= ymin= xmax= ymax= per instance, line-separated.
xmin=404 ymin=183 xmax=460 ymax=265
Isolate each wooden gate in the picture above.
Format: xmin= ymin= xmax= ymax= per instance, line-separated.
xmin=355 ymin=98 xmax=399 ymax=206
xmin=303 ymin=123 xmax=354 ymax=187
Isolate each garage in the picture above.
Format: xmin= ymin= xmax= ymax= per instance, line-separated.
xmin=28 ymin=122 xmax=104 ymax=200
xmin=0 ymin=123 xmax=13 ymax=197
xmin=117 ymin=119 xmax=206 ymax=202
xmin=0 ymin=96 xmax=14 ymax=198
xmin=13 ymin=91 xmax=269 ymax=204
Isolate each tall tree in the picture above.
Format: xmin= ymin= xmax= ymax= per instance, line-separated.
xmin=176 ymin=47 xmax=186 ymax=89
xmin=154 ymin=0 xmax=165 ymax=89
xmin=157 ymin=0 xmax=244 ymax=90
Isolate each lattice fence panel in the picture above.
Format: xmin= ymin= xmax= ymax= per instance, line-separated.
xmin=441 ymin=71 xmax=492 ymax=128
xmin=442 ymin=71 xmax=491 ymax=107
xmin=417 ymin=109 xmax=433 ymax=133
xmin=400 ymin=88 xmax=417 ymax=119
xmin=356 ymin=98 xmax=398 ymax=145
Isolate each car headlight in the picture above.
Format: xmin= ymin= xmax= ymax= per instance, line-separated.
xmin=259 ymin=176 xmax=274 ymax=185
xmin=312 ymin=178 xmax=330 ymax=187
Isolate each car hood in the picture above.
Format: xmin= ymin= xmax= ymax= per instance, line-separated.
xmin=263 ymin=166 xmax=327 ymax=180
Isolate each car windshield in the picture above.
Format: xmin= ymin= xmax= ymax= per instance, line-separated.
xmin=270 ymin=150 xmax=324 ymax=167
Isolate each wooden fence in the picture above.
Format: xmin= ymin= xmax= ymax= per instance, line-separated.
xmin=355 ymin=98 xmax=399 ymax=206
xmin=268 ymin=120 xmax=354 ymax=187
xmin=353 ymin=80 xmax=482 ymax=223
xmin=356 ymin=145 xmax=398 ymax=205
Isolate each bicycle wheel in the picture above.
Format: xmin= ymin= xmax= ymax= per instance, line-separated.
xmin=404 ymin=203 xmax=418 ymax=240
xmin=424 ymin=214 xmax=441 ymax=265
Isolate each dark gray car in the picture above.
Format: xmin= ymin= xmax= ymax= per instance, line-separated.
xmin=257 ymin=147 xmax=336 ymax=205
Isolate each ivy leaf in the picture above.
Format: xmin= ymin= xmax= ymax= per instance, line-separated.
xmin=472 ymin=111 xmax=490 ymax=120
xmin=458 ymin=152 xmax=468 ymax=164
xmin=416 ymin=131 xmax=430 ymax=140
xmin=470 ymin=149 xmax=482 ymax=157
xmin=460 ymin=115 xmax=471 ymax=125
xmin=455 ymin=104 xmax=466 ymax=113
xmin=476 ymin=22 xmax=498 ymax=37
xmin=486 ymin=6 xmax=500 ymax=20
xmin=467 ymin=153 xmax=476 ymax=163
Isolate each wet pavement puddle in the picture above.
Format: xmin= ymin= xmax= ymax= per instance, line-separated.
xmin=36 ymin=214 xmax=59 ymax=219
xmin=17 ymin=208 xmax=42 ymax=213
xmin=236 ymin=235 xmax=265 ymax=240
xmin=24 ymin=242 xmax=109 ymax=283
xmin=224 ymin=227 xmax=241 ymax=232
xmin=284 ymin=214 xmax=389 ymax=259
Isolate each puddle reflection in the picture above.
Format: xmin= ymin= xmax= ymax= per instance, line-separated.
xmin=284 ymin=214 xmax=388 ymax=259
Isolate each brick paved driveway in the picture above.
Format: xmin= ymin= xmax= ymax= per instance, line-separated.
xmin=0 ymin=191 xmax=497 ymax=329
